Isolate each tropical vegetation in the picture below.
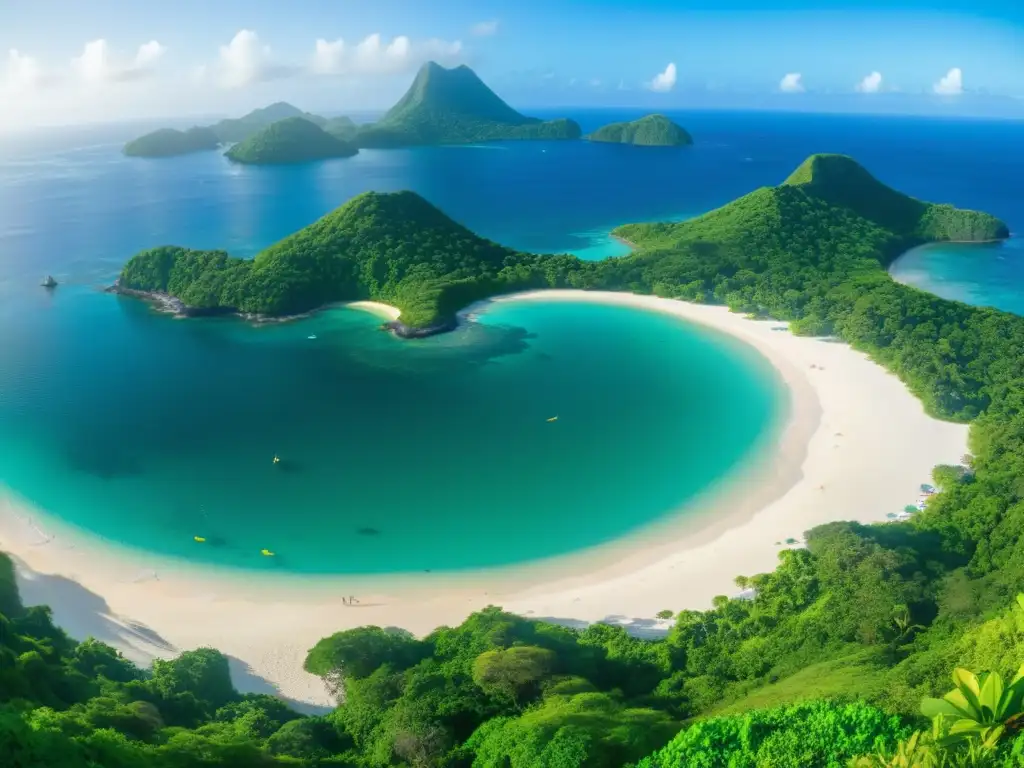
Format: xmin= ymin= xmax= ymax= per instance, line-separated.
xmin=225 ymin=117 xmax=359 ymax=165
xmin=123 ymin=127 xmax=221 ymax=158
xmin=122 ymin=102 xmax=346 ymax=158
xmin=584 ymin=114 xmax=694 ymax=146
xmin=352 ymin=62 xmax=581 ymax=147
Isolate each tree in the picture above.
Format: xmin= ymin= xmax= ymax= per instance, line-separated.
xmin=472 ymin=646 xmax=557 ymax=705
xmin=305 ymin=626 xmax=424 ymax=701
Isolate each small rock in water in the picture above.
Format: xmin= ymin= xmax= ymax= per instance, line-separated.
xmin=357 ymin=527 xmax=381 ymax=536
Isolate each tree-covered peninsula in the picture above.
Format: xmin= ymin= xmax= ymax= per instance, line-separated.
xmin=224 ymin=117 xmax=358 ymax=165
xmin=123 ymin=126 xmax=221 ymax=158
xmin=352 ymin=62 xmax=582 ymax=147
xmin=116 ymin=153 xmax=1006 ymax=339
xmin=585 ymin=113 xmax=694 ymax=146
xmin=33 ymin=152 xmax=1024 ymax=765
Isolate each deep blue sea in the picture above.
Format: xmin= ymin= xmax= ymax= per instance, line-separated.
xmin=0 ymin=109 xmax=1020 ymax=574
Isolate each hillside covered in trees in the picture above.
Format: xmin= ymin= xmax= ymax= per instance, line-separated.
xmin=224 ymin=117 xmax=358 ymax=165
xmin=122 ymin=103 xmax=347 ymax=158
xmin=584 ymin=114 xmax=694 ymax=146
xmin=123 ymin=127 xmax=222 ymax=158
xmin=116 ymin=153 xmax=1006 ymax=338
xmin=352 ymin=62 xmax=582 ymax=147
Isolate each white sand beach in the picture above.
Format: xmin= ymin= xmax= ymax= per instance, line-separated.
xmin=345 ymin=300 xmax=402 ymax=321
xmin=0 ymin=289 xmax=968 ymax=709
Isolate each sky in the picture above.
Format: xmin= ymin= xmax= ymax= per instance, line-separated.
xmin=2 ymin=0 xmax=1024 ymax=129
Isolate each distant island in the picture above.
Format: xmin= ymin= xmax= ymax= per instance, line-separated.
xmin=209 ymin=102 xmax=328 ymax=144
xmin=123 ymin=126 xmax=221 ymax=158
xmin=353 ymin=62 xmax=581 ymax=147
xmin=124 ymin=63 xmax=584 ymax=159
xmin=122 ymin=102 xmax=348 ymax=158
xmin=225 ymin=117 xmax=358 ymax=165
xmin=113 ymin=153 xmax=1007 ymax=340
xmin=585 ymin=114 xmax=693 ymax=147
xmin=320 ymin=115 xmax=358 ymax=142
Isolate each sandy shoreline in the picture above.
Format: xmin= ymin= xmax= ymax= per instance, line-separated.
xmin=0 ymin=290 xmax=968 ymax=709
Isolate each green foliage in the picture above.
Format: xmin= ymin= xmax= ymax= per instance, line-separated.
xmin=585 ymin=114 xmax=694 ymax=146
xmin=225 ymin=117 xmax=358 ymax=165
xmin=304 ymin=626 xmax=425 ymax=687
xmin=0 ymin=552 xmax=23 ymax=618
xmin=117 ymin=191 xmax=584 ymax=327
xmin=637 ymin=701 xmax=908 ymax=768
xmin=123 ymin=127 xmax=220 ymax=158
xmin=466 ymin=691 xmax=677 ymax=768
xmin=354 ymin=61 xmax=582 ymax=147
xmin=471 ymin=646 xmax=556 ymax=704
xmin=210 ymin=102 xmax=326 ymax=144
xmin=123 ymin=102 xmax=330 ymax=156
xmin=920 ymin=663 xmax=1024 ymax=747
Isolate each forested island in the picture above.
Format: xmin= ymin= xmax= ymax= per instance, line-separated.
xmin=585 ymin=114 xmax=694 ymax=146
xmin=123 ymin=63 xmax=580 ymax=158
xmin=122 ymin=103 xmax=345 ymax=158
xmin=123 ymin=127 xmax=221 ymax=158
xmin=352 ymin=62 xmax=581 ymax=147
xmin=225 ymin=117 xmax=358 ymax=165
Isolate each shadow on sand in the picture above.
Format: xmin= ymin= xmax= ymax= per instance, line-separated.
xmin=12 ymin=556 xmax=332 ymax=715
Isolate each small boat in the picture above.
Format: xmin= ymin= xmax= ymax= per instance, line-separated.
xmin=546 ymin=416 xmax=559 ymax=423
xmin=193 ymin=536 xmax=206 ymax=543
xmin=41 ymin=275 xmax=57 ymax=289
xmin=308 ymin=335 xmax=317 ymax=340
xmin=260 ymin=548 xmax=275 ymax=557
xmin=272 ymin=455 xmax=280 ymax=464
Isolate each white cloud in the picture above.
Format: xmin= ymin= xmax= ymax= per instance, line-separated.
xmin=4 ymin=49 xmax=43 ymax=92
xmin=856 ymin=71 xmax=883 ymax=93
xmin=134 ymin=41 xmax=166 ymax=69
xmin=217 ymin=29 xmax=287 ymax=88
xmin=311 ymin=33 xmax=463 ymax=76
xmin=471 ymin=20 xmax=499 ymax=37
xmin=933 ymin=67 xmax=963 ymax=95
xmin=647 ymin=62 xmax=677 ymax=92
xmin=779 ymin=72 xmax=804 ymax=93
xmin=71 ymin=39 xmax=166 ymax=84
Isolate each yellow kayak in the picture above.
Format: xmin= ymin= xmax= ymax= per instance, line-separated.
xmin=261 ymin=548 xmax=275 ymax=557
xmin=193 ymin=536 xmax=206 ymax=543
xmin=546 ymin=416 xmax=558 ymax=423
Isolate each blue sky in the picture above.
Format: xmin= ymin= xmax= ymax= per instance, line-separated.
xmin=2 ymin=0 xmax=1023 ymax=127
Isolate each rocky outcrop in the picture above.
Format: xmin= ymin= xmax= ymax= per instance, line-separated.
xmin=383 ymin=318 xmax=457 ymax=339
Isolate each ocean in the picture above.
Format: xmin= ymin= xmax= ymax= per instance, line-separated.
xmin=0 ymin=108 xmax=1019 ymax=574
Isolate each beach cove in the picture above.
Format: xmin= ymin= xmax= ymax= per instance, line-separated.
xmin=0 ymin=289 xmax=968 ymax=709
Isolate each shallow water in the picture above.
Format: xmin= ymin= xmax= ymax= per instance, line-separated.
xmin=0 ymin=290 xmax=782 ymax=573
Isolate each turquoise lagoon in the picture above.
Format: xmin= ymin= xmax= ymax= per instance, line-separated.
xmin=0 ymin=285 xmax=784 ymax=575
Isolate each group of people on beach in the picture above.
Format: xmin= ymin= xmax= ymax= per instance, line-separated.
xmin=342 ymin=596 xmax=359 ymax=606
